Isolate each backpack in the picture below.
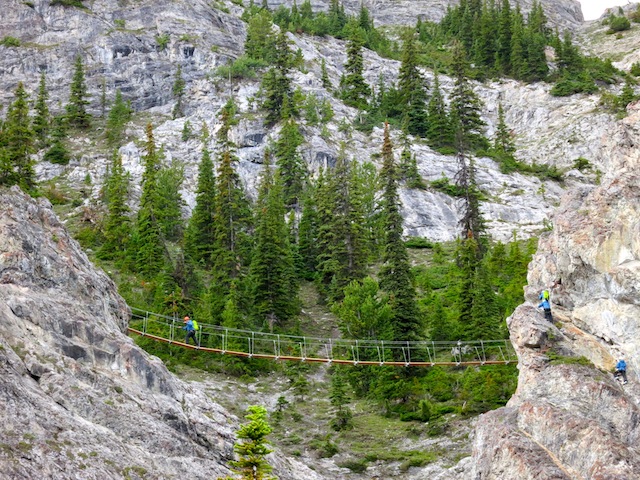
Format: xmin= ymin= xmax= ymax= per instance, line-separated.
xmin=192 ymin=320 xmax=199 ymax=331
xmin=541 ymin=290 xmax=549 ymax=300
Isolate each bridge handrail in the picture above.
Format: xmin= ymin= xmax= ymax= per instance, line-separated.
xmin=129 ymin=307 xmax=514 ymax=351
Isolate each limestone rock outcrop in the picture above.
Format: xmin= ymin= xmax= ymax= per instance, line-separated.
xmin=471 ymin=103 xmax=640 ymax=479
xmin=0 ymin=0 xmax=604 ymax=244
xmin=0 ymin=186 xmax=322 ymax=480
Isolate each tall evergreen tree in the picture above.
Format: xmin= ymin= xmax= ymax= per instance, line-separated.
xmin=297 ymin=189 xmax=319 ymax=279
xmin=320 ymin=58 xmax=332 ymax=90
xmin=378 ymin=123 xmax=422 ymax=344
xmin=222 ymin=405 xmax=276 ymax=480
xmin=172 ymin=65 xmax=186 ymax=119
xmin=274 ymin=117 xmax=307 ymax=208
xmin=493 ymin=102 xmax=516 ymax=159
xmin=99 ymin=149 xmax=131 ymax=261
xmin=0 ymin=82 xmax=35 ymax=191
xmin=43 ymin=116 xmax=70 ymax=165
xmin=262 ymin=30 xmax=293 ymax=125
xmin=397 ymin=33 xmax=429 ymax=137
xmin=340 ymin=29 xmax=370 ymax=109
xmin=210 ymin=102 xmax=253 ymax=321
xmin=106 ymin=89 xmax=132 ymax=147
xmin=155 ymin=161 xmax=185 ymax=242
xmin=32 ymin=71 xmax=50 ymax=148
xmin=245 ymin=10 xmax=277 ymax=61
xmin=316 ymin=153 xmax=367 ymax=302
xmin=184 ymin=147 xmax=217 ymax=266
xmin=449 ymin=41 xmax=487 ymax=152
xmin=427 ymin=73 xmax=454 ymax=150
xmin=455 ymin=150 xmax=485 ymax=242
xmin=135 ymin=123 xmax=166 ymax=277
xmin=495 ymin=0 xmax=513 ymax=75
xmin=249 ymin=156 xmax=299 ymax=329
xmin=66 ymin=55 xmax=91 ymax=129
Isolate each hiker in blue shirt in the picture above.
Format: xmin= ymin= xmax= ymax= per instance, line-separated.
xmin=614 ymin=357 xmax=628 ymax=385
xmin=538 ymin=298 xmax=553 ymax=322
xmin=183 ymin=315 xmax=198 ymax=346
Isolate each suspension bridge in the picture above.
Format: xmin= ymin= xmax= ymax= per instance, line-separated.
xmin=128 ymin=307 xmax=518 ymax=367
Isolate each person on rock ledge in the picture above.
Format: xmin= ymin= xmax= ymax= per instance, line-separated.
xmin=614 ymin=357 xmax=628 ymax=385
xmin=538 ymin=296 xmax=553 ymax=322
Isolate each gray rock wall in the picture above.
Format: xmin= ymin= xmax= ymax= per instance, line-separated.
xmin=0 ymin=186 xmax=322 ymax=480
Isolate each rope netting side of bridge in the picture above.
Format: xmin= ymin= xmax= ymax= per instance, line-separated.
xmin=128 ymin=307 xmax=518 ymax=367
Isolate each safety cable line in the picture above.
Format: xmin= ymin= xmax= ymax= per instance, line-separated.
xmin=128 ymin=307 xmax=517 ymax=367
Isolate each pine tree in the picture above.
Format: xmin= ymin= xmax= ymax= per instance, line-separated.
xmin=172 ymin=65 xmax=186 ymax=119
xmin=315 ymin=153 xmax=367 ymax=302
xmin=455 ymin=151 xmax=485 ymax=242
xmin=454 ymin=236 xmax=479 ymax=337
xmin=399 ymin=146 xmax=424 ymax=189
xmin=274 ymin=117 xmax=306 ymax=208
xmin=184 ymin=147 xmax=217 ymax=266
xmin=297 ymin=189 xmax=319 ymax=279
xmin=510 ymin=7 xmax=526 ymax=80
xmin=320 ymin=58 xmax=332 ymax=90
xmin=329 ymin=367 xmax=353 ymax=431
xmin=340 ymin=30 xmax=370 ymax=109
xmin=106 ymin=89 xmax=132 ymax=146
xmin=155 ymin=161 xmax=185 ymax=242
xmin=397 ymin=33 xmax=429 ymax=137
xmin=43 ymin=116 xmax=71 ymax=165
xmin=99 ymin=149 xmax=131 ymax=261
xmin=496 ymin=0 xmax=513 ymax=75
xmin=449 ymin=41 xmax=487 ymax=152
xmin=220 ymin=405 xmax=276 ymax=480
xmin=0 ymin=82 xmax=35 ymax=191
xmin=493 ymin=102 xmax=516 ymax=164
xmin=210 ymin=103 xmax=253 ymax=321
xmin=245 ymin=10 xmax=276 ymax=61
xmin=332 ymin=277 xmax=392 ymax=340
xmin=378 ymin=123 xmax=422 ymax=344
xmin=427 ymin=73 xmax=454 ymax=150
xmin=249 ymin=157 xmax=299 ymax=329
xmin=328 ymin=0 xmax=347 ymax=35
xmin=32 ymin=71 xmax=50 ymax=148
xmin=261 ymin=31 xmax=293 ymax=124
xmin=66 ymin=55 xmax=91 ymax=129
xmin=135 ymin=123 xmax=166 ymax=277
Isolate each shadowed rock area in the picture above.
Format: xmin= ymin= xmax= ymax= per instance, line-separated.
xmin=0 ymin=186 xmax=322 ymax=480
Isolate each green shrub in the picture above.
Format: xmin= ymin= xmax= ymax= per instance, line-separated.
xmin=631 ymin=62 xmax=640 ymax=76
xmin=405 ymin=237 xmax=433 ymax=249
xmin=0 ymin=36 xmax=21 ymax=47
xmin=551 ymin=74 xmax=598 ymax=97
xmin=50 ymin=0 xmax=84 ymax=7
xmin=114 ymin=19 xmax=126 ymax=29
xmin=429 ymin=177 xmax=465 ymax=197
xmin=608 ymin=15 xmax=631 ymax=33
xmin=337 ymin=459 xmax=368 ymax=473
xmin=572 ymin=157 xmax=592 ymax=172
xmin=215 ymin=55 xmax=267 ymax=80
xmin=155 ymin=33 xmax=170 ymax=51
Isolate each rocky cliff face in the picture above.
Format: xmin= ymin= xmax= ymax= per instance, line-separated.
xmin=0 ymin=0 xmax=609 ymax=243
xmin=471 ymin=101 xmax=640 ymax=479
xmin=0 ymin=186 xmax=322 ymax=479
xmin=260 ymin=0 xmax=584 ymax=29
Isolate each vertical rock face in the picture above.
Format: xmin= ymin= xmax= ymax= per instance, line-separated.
xmin=471 ymin=103 xmax=640 ymax=479
xmin=0 ymin=186 xmax=322 ymax=480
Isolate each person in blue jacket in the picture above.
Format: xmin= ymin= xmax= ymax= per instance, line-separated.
xmin=183 ymin=315 xmax=198 ymax=346
xmin=614 ymin=357 xmax=628 ymax=385
xmin=538 ymin=297 xmax=553 ymax=322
